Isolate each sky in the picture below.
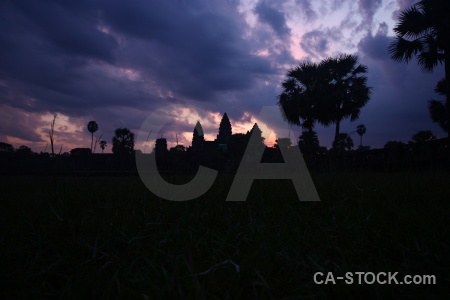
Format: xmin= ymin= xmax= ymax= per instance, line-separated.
xmin=0 ymin=0 xmax=446 ymax=153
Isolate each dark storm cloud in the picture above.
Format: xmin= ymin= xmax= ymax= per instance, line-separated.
xmin=0 ymin=105 xmax=45 ymax=142
xmin=251 ymin=0 xmax=296 ymax=71
xmin=3 ymin=1 xmax=117 ymax=63
xmin=358 ymin=22 xmax=390 ymax=60
xmin=0 ymin=0 xmax=124 ymax=115
xmin=0 ymin=0 xmax=273 ymax=110
xmin=300 ymin=28 xmax=342 ymax=58
xmin=254 ymin=1 xmax=291 ymax=38
xmin=101 ymin=0 xmax=272 ymax=99
xmin=300 ymin=30 xmax=329 ymax=57
xmin=0 ymin=29 xmax=88 ymax=102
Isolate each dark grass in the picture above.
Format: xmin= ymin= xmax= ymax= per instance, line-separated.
xmin=1 ymin=170 xmax=450 ymax=299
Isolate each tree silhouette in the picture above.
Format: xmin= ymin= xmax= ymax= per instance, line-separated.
xmin=16 ymin=145 xmax=33 ymax=156
xmin=428 ymin=78 xmax=448 ymax=133
xmin=389 ymin=0 xmax=450 ymax=143
xmin=87 ymin=121 xmax=98 ymax=153
xmin=275 ymin=138 xmax=292 ymax=149
xmin=277 ymin=54 xmax=371 ymax=149
xmin=99 ymin=140 xmax=107 ymax=153
xmin=112 ymin=128 xmax=134 ymax=156
xmin=384 ymin=140 xmax=406 ymax=150
xmin=277 ymin=61 xmax=324 ymax=131
xmin=411 ymin=130 xmax=436 ymax=143
xmin=298 ymin=130 xmax=319 ymax=150
xmin=356 ymin=124 xmax=367 ymax=147
xmin=154 ymin=138 xmax=168 ymax=155
xmin=170 ymin=144 xmax=186 ymax=152
xmin=319 ymin=54 xmax=371 ymax=149
xmin=334 ymin=133 xmax=354 ymax=152
xmin=0 ymin=142 xmax=14 ymax=153
xmin=298 ymin=130 xmax=320 ymax=159
xmin=217 ymin=113 xmax=232 ymax=144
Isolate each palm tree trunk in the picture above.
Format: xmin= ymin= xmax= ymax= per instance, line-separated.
xmin=91 ymin=133 xmax=94 ymax=153
xmin=360 ymin=135 xmax=362 ymax=147
xmin=333 ymin=120 xmax=340 ymax=149
xmin=307 ymin=127 xmax=313 ymax=161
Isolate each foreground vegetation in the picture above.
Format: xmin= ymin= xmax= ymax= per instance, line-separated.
xmin=1 ymin=170 xmax=450 ymax=299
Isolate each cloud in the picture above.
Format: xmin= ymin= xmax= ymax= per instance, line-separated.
xmin=0 ymin=105 xmax=43 ymax=143
xmin=391 ymin=0 xmax=418 ymax=20
xmin=14 ymin=1 xmax=118 ymax=63
xmin=293 ymin=0 xmax=318 ymax=21
xmin=358 ymin=0 xmax=383 ymax=20
xmin=356 ymin=0 xmax=383 ymax=31
xmin=300 ymin=30 xmax=330 ymax=58
xmin=300 ymin=27 xmax=343 ymax=59
xmin=357 ymin=22 xmax=390 ymax=60
xmin=254 ymin=1 xmax=291 ymax=39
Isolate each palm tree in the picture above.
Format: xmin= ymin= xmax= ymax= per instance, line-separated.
xmin=356 ymin=124 xmax=366 ymax=147
xmin=318 ymin=54 xmax=371 ymax=149
xmin=388 ymin=0 xmax=450 ymax=143
xmin=99 ymin=140 xmax=107 ymax=153
xmin=428 ymin=78 xmax=448 ymax=133
xmin=277 ymin=61 xmax=324 ymax=131
xmin=112 ymin=128 xmax=135 ymax=156
xmin=87 ymin=121 xmax=98 ymax=153
xmin=278 ymin=54 xmax=371 ymax=149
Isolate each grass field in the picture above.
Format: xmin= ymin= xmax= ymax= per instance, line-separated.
xmin=1 ymin=170 xmax=450 ymax=299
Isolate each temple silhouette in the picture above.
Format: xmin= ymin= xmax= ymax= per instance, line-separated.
xmin=152 ymin=112 xmax=271 ymax=173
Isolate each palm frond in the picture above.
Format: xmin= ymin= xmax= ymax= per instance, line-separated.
xmin=434 ymin=78 xmax=446 ymax=95
xmin=394 ymin=5 xmax=432 ymax=39
xmin=417 ymin=50 xmax=444 ymax=72
xmin=428 ymin=99 xmax=448 ymax=132
xmin=388 ymin=37 xmax=424 ymax=62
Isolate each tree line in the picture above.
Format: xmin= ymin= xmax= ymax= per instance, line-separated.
xmin=85 ymin=120 xmax=135 ymax=155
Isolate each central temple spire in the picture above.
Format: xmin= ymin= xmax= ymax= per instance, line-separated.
xmin=217 ymin=112 xmax=232 ymax=144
